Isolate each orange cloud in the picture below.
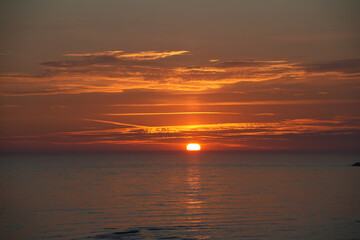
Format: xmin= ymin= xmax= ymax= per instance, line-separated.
xmin=1 ymin=114 xmax=359 ymax=151
xmin=111 ymin=99 xmax=360 ymax=107
xmin=64 ymin=50 xmax=189 ymax=60
xmin=64 ymin=50 xmax=124 ymax=57
xmin=118 ymin=50 xmax=189 ymax=60
xmin=105 ymin=112 xmax=239 ymax=116
xmin=1 ymin=51 xmax=359 ymax=97
xmin=45 ymin=117 xmax=360 ymax=142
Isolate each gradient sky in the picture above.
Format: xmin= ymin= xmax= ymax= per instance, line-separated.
xmin=0 ymin=0 xmax=359 ymax=152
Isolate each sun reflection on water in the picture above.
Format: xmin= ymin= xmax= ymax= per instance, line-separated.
xmin=185 ymin=158 xmax=204 ymax=227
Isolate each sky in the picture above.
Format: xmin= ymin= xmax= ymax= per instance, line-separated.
xmin=0 ymin=0 xmax=359 ymax=152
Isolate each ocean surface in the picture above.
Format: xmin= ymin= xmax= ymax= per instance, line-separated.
xmin=0 ymin=152 xmax=359 ymax=240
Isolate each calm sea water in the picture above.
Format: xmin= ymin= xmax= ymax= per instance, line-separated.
xmin=0 ymin=152 xmax=359 ymax=240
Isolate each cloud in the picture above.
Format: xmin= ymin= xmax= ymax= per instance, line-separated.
xmin=64 ymin=50 xmax=189 ymax=60
xmin=84 ymin=119 xmax=145 ymax=128
xmin=0 ymin=50 xmax=359 ymax=98
xmin=297 ymin=59 xmax=360 ymax=74
xmin=2 ymin=117 xmax=358 ymax=150
xmin=70 ymin=117 xmax=360 ymax=142
xmin=112 ymin=99 xmax=359 ymax=107
xmin=116 ymin=50 xmax=190 ymax=60
xmin=64 ymin=50 xmax=124 ymax=57
xmin=105 ymin=111 xmax=239 ymax=116
xmin=212 ymin=60 xmax=288 ymax=69
xmin=1 ymin=50 xmax=359 ymax=152
xmin=255 ymin=113 xmax=276 ymax=116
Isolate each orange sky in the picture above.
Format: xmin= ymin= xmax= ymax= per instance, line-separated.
xmin=0 ymin=1 xmax=359 ymax=152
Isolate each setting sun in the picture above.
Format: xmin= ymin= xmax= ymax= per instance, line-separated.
xmin=186 ymin=143 xmax=201 ymax=151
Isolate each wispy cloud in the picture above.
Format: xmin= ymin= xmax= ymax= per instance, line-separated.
xmin=255 ymin=113 xmax=276 ymax=116
xmin=61 ymin=117 xmax=360 ymax=150
xmin=64 ymin=50 xmax=189 ymax=60
xmin=1 ymin=50 xmax=359 ymax=96
xmin=2 ymin=117 xmax=358 ymax=151
xmin=117 ymin=50 xmax=189 ymax=60
xmin=105 ymin=112 xmax=240 ymax=116
xmin=76 ymin=117 xmax=352 ymax=137
xmin=297 ymin=59 xmax=360 ymax=75
xmin=83 ymin=119 xmax=145 ymax=128
xmin=111 ymin=99 xmax=360 ymax=107
xmin=64 ymin=50 xmax=124 ymax=57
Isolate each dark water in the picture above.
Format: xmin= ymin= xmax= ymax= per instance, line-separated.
xmin=0 ymin=152 xmax=359 ymax=240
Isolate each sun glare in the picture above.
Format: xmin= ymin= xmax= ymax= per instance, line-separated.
xmin=186 ymin=143 xmax=201 ymax=151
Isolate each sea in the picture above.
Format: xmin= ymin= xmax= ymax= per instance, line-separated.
xmin=0 ymin=152 xmax=359 ymax=240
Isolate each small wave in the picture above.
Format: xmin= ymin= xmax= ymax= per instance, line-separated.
xmin=79 ymin=225 xmax=210 ymax=240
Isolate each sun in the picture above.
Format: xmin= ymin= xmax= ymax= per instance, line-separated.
xmin=186 ymin=143 xmax=201 ymax=151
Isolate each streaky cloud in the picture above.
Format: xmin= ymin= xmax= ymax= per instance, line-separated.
xmin=105 ymin=112 xmax=240 ymax=116
xmin=297 ymin=59 xmax=360 ymax=74
xmin=64 ymin=50 xmax=189 ymax=60
xmin=112 ymin=99 xmax=360 ymax=107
